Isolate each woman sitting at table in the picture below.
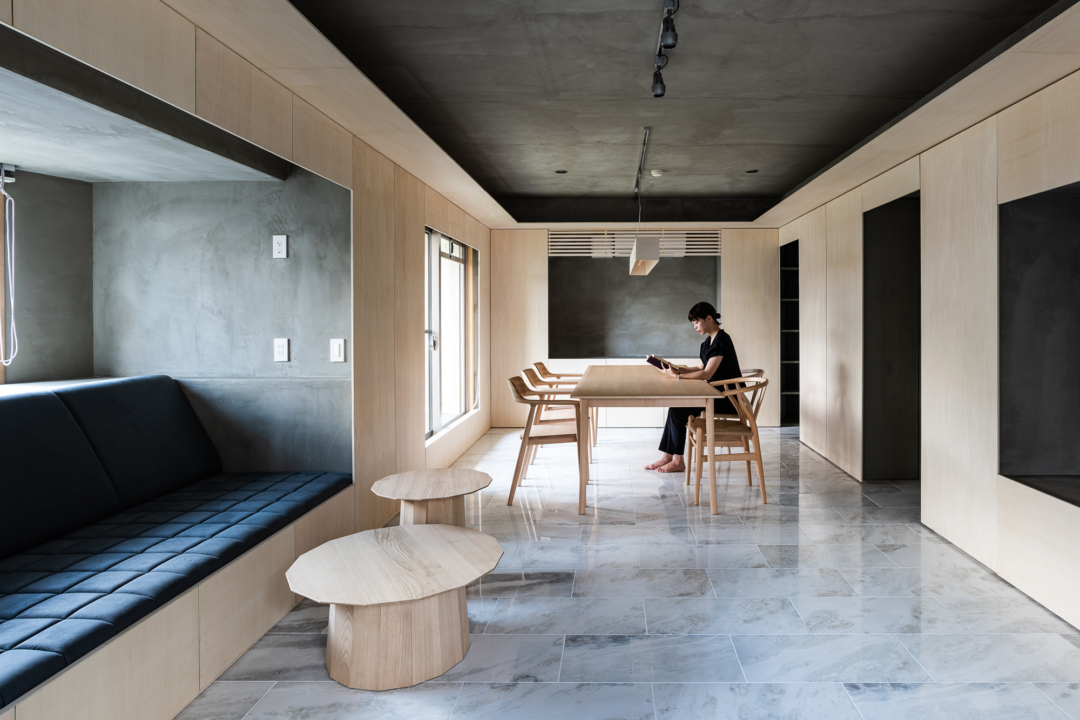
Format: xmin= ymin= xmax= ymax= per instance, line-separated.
xmin=645 ymin=301 xmax=742 ymax=474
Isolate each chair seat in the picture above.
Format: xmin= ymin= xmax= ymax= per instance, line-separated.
xmin=528 ymin=422 xmax=578 ymax=440
xmin=536 ymin=407 xmax=576 ymax=423
xmin=688 ymin=418 xmax=752 ymax=437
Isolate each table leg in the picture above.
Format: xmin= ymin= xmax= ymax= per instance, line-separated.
xmin=577 ymin=399 xmax=590 ymax=514
xmin=706 ymin=399 xmax=718 ymax=514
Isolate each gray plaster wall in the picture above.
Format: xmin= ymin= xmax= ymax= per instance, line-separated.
xmin=548 ymin=257 xmax=717 ymax=358
xmin=93 ymin=168 xmax=352 ymax=472
xmin=5 ymin=171 xmax=94 ymax=383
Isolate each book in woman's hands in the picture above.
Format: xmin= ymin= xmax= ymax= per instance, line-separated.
xmin=646 ymin=355 xmax=676 ymax=371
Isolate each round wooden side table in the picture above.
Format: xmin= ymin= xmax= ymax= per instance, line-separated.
xmin=371 ymin=468 xmax=492 ymax=526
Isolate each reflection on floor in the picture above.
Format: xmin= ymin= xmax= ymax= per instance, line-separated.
xmin=175 ymin=427 xmax=1080 ymax=720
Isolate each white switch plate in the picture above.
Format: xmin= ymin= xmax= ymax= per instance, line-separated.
xmin=272 ymin=234 xmax=287 ymax=259
xmin=274 ymin=338 xmax=289 ymax=362
xmin=330 ymin=338 xmax=346 ymax=362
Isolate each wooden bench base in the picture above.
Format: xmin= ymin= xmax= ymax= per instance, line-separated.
xmin=327 ymin=586 xmax=469 ymax=690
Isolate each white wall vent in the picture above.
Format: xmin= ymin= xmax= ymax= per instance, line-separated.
xmin=548 ymin=229 xmax=721 ymax=258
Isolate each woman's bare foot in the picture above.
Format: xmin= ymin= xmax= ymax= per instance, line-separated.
xmin=657 ymin=458 xmax=686 ymax=474
xmin=645 ymin=454 xmax=673 ymax=470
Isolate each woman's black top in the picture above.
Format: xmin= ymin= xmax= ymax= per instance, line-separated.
xmin=700 ymin=329 xmax=742 ymax=413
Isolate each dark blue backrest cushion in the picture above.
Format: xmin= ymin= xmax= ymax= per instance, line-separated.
xmin=0 ymin=392 xmax=122 ymax=558
xmin=53 ymin=376 xmax=222 ymax=508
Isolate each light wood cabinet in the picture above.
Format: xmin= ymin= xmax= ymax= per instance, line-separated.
xmin=15 ymin=0 xmax=196 ymax=111
xmin=195 ymin=28 xmax=292 ymax=159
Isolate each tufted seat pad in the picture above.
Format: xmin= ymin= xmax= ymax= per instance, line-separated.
xmin=0 ymin=471 xmax=350 ymax=706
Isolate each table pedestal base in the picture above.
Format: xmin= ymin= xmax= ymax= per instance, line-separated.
xmin=326 ymin=586 xmax=469 ymax=690
xmin=399 ymin=495 xmax=465 ymax=526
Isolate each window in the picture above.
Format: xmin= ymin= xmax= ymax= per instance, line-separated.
xmin=425 ymin=229 xmax=479 ymax=437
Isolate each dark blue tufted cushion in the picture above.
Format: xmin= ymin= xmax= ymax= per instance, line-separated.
xmin=0 ymin=393 xmax=123 ymax=559
xmin=0 ymin=471 xmax=351 ymax=707
xmin=53 ymin=376 xmax=223 ymax=508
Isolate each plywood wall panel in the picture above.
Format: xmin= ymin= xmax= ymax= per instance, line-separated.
xmin=353 ymin=138 xmax=398 ymax=530
xmin=862 ymin=157 xmax=920 ymax=212
xmin=920 ymin=118 xmax=999 ymax=565
xmin=0 ymin=1 xmax=11 ymax=24
xmin=198 ymin=526 xmax=295 ymax=688
xmin=15 ymin=0 xmax=196 ymax=112
xmin=195 ymin=29 xmax=292 ymax=159
xmin=997 ymin=476 xmax=1080 ymax=629
xmin=292 ymin=96 xmax=353 ymax=189
xmin=795 ymin=207 xmax=828 ymax=455
xmin=720 ymin=229 xmax=781 ymax=427
xmin=16 ymin=591 xmax=200 ymax=720
xmin=491 ymin=229 xmax=548 ymax=427
xmin=447 ymin=202 xmax=468 ymax=242
xmin=294 ymin=486 xmax=356 ymax=558
xmin=468 ymin=216 xmax=493 ymax=432
xmin=825 ymin=188 xmax=863 ymax=479
xmin=395 ymin=168 xmax=427 ymax=474
xmin=425 ymin=186 xmax=449 ymax=235
xmin=998 ymin=68 xmax=1080 ymax=204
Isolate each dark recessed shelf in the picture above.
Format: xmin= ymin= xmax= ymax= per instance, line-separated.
xmin=781 ymin=329 xmax=799 ymax=333
xmin=781 ymin=391 xmax=800 ymax=395
xmin=781 ymin=298 xmax=798 ymax=302
xmin=781 ymin=360 xmax=799 ymax=364
xmin=781 ymin=267 xmax=798 ymax=271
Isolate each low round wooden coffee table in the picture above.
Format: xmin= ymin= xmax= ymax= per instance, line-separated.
xmin=371 ymin=468 xmax=493 ymax=526
xmin=286 ymin=524 xmax=502 ymax=691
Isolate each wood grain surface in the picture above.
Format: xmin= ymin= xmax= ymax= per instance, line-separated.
xmin=287 ymin=525 xmax=502 ymax=605
xmin=372 ymin=468 xmax=493 ymax=500
xmin=572 ymin=364 xmax=721 ymax=400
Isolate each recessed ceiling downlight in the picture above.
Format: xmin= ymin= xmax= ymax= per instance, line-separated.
xmin=555 ymin=170 xmax=568 ymax=174
xmin=745 ymin=169 xmax=759 ymax=174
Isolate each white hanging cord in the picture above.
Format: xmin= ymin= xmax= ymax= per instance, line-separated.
xmin=0 ymin=163 xmax=17 ymax=367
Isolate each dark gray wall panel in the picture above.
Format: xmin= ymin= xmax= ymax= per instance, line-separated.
xmin=5 ymin=171 xmax=94 ymax=383
xmin=548 ymin=256 xmax=717 ymax=358
xmin=93 ymin=168 xmax=352 ymax=472
xmin=863 ymin=197 xmax=921 ymax=481
xmin=1000 ymin=184 xmax=1080 ymax=476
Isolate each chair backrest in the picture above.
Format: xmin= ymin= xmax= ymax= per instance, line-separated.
xmin=522 ymin=367 xmax=547 ymax=389
xmin=717 ymin=377 xmax=769 ymax=430
xmin=741 ymin=368 xmax=764 ymax=379
xmin=507 ymin=376 xmax=535 ymax=404
xmin=534 ymin=361 xmax=554 ymax=379
xmin=713 ymin=374 xmax=767 ymax=420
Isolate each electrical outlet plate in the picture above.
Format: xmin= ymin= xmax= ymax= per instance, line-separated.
xmin=273 ymin=234 xmax=287 ymax=259
xmin=274 ymin=338 xmax=289 ymax=362
xmin=330 ymin=338 xmax=345 ymax=362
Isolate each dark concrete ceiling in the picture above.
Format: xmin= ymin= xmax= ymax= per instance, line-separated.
xmin=290 ymin=0 xmax=1057 ymax=205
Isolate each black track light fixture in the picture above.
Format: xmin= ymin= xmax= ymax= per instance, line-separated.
xmin=660 ymin=16 xmax=678 ymax=49
xmin=649 ymin=0 xmax=680 ymax=97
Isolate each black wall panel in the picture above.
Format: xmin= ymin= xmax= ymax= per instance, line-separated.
xmin=548 ymin=257 xmax=717 ymax=358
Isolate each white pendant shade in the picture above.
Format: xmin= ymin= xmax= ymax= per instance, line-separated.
xmin=629 ymin=235 xmax=659 ymax=275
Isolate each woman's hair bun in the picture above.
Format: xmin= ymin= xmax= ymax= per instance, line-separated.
xmin=687 ymin=301 xmax=720 ymax=323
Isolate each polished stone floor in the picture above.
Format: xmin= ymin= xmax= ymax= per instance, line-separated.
xmin=175 ymin=427 xmax=1080 ymax=719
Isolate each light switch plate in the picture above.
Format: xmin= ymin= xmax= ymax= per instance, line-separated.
xmin=274 ymin=338 xmax=289 ymax=362
xmin=330 ymin=338 xmax=346 ymax=362
xmin=272 ymin=234 xmax=287 ymax=258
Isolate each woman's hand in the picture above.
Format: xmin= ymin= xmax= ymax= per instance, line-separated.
xmin=662 ymin=364 xmax=679 ymax=378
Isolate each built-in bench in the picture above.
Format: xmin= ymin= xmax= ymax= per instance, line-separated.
xmin=0 ymin=376 xmax=355 ymax=718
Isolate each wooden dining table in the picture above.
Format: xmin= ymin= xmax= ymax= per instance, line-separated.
xmin=570 ymin=364 xmax=726 ymax=515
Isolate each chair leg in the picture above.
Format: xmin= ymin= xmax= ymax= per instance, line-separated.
xmin=684 ymin=425 xmax=693 ymax=486
xmin=755 ymin=444 xmax=767 ymax=504
xmin=527 ymin=444 xmax=538 ymax=467
xmin=509 ymin=407 xmax=537 ymax=506
xmin=693 ymin=427 xmax=704 ymax=506
xmin=742 ymin=438 xmax=753 ymax=486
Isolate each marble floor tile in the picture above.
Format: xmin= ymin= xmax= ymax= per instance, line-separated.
xmin=512 ymin=544 xmax=639 ymax=569
xmin=835 ymin=507 xmax=922 ymax=524
xmin=845 ymin=682 xmax=1069 ymax=720
xmin=581 ymin=525 xmax=696 ymax=546
xmin=899 ymin=634 xmax=1080 ymax=682
xmin=572 ymin=568 xmax=713 ymax=598
xmin=940 ymin=598 xmax=1079 ymax=634
xmin=637 ymin=507 xmax=744 ymax=526
xmin=792 ymin=597 xmax=970 ymax=634
xmin=174 ymin=681 xmax=274 ymax=720
xmin=218 ymin=634 xmax=329 ymax=681
xmin=864 ymin=493 xmax=923 ymax=509
xmin=838 ymin=567 xmax=1006 ymax=597
xmin=693 ymin=524 xmax=809 ymax=545
xmin=484 ymin=597 xmax=646 ymax=635
xmin=244 ymin=681 xmax=462 ymax=720
xmin=475 ymin=523 xmax=585 ymax=545
xmin=708 ymin=568 xmax=856 ymax=597
xmin=653 ymin=682 xmax=863 ymax=720
xmin=268 ymin=598 xmax=328 ymax=634
xmin=466 ymin=571 xmax=576 ymax=598
xmin=758 ymin=544 xmax=896 ymax=568
xmin=877 ymin=540 xmax=987 ymax=570
xmin=1035 ymin=684 xmax=1080 ymax=720
xmin=451 ymin=682 xmax=655 ymax=720
xmin=638 ymin=544 xmax=768 ymax=569
xmin=736 ymin=507 xmax=846 ymax=525
xmin=468 ymin=597 xmax=499 ymax=633
xmin=559 ymin=634 xmax=744 ymax=682
xmin=799 ymin=523 xmax=924 ymax=545
xmin=645 ymin=597 xmax=810 ymax=635
xmin=732 ymin=634 xmax=929 ymax=682
xmin=437 ymin=635 xmax=564 ymax=683
xmin=778 ymin=493 xmax=879 ymax=509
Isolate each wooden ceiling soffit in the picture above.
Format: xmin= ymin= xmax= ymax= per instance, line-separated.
xmin=757 ymin=1 xmax=1080 ymax=229
xmin=161 ymin=0 xmax=515 ymax=229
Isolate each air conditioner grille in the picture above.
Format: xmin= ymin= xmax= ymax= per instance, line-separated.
xmin=548 ymin=229 xmax=721 ymax=257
